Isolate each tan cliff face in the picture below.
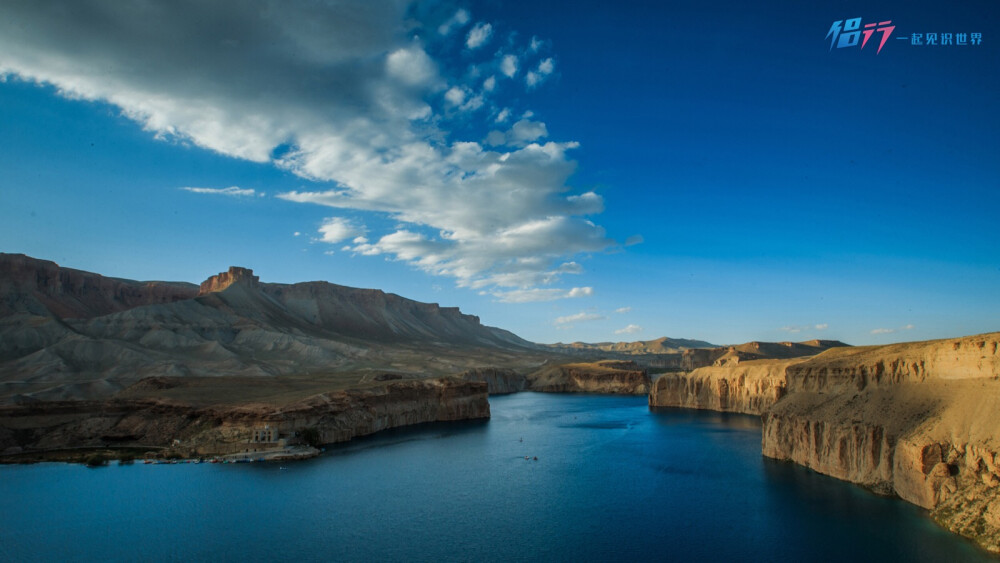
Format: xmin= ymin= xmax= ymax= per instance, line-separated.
xmin=759 ymin=332 xmax=1000 ymax=552
xmin=198 ymin=267 xmax=260 ymax=295
xmin=458 ymin=367 xmax=526 ymax=395
xmin=649 ymin=359 xmax=798 ymax=415
xmin=526 ymin=360 xmax=650 ymax=395
xmin=648 ymin=331 xmax=1000 ymax=553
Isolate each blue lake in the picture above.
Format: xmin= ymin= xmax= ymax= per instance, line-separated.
xmin=0 ymin=393 xmax=993 ymax=562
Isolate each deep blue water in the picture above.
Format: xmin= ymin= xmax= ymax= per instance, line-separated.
xmin=0 ymin=393 xmax=993 ymax=562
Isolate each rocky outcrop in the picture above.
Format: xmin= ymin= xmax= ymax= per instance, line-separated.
xmin=458 ymin=367 xmax=526 ymax=394
xmin=198 ymin=266 xmax=260 ymax=295
xmin=760 ymin=333 xmax=1000 ymax=553
xmin=0 ymin=377 xmax=490 ymax=459
xmin=649 ymin=359 xmax=797 ymax=415
xmin=527 ymin=360 xmax=650 ymax=395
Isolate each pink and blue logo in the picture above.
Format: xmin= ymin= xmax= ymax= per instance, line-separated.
xmin=827 ymin=17 xmax=895 ymax=54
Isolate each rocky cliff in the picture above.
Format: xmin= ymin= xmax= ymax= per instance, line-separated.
xmin=527 ymin=360 xmax=650 ymax=395
xmin=458 ymin=367 xmax=527 ymax=395
xmin=760 ymin=333 xmax=1000 ymax=553
xmin=649 ymin=359 xmax=797 ymax=415
xmin=0 ymin=377 xmax=490 ymax=459
xmin=198 ymin=266 xmax=260 ymax=295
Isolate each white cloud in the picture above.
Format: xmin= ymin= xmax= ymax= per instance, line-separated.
xmin=500 ymin=54 xmax=518 ymax=77
xmin=485 ymin=118 xmax=549 ymax=148
xmin=615 ymin=307 xmax=632 ymax=314
xmin=493 ymin=286 xmax=593 ymax=303
xmin=781 ymin=323 xmax=828 ymax=334
xmin=438 ymin=9 xmax=470 ymax=35
xmin=180 ymin=186 xmax=257 ymax=197
xmin=529 ymin=37 xmax=543 ymax=52
xmin=554 ymin=311 xmax=605 ymax=325
xmin=525 ymin=71 xmax=540 ymax=88
xmin=871 ymin=324 xmax=914 ymax=335
xmin=538 ymin=58 xmax=555 ymax=75
xmin=318 ymin=217 xmax=365 ymax=244
xmin=495 ymin=108 xmax=511 ymax=123
xmin=483 ymin=75 xmax=496 ymax=92
xmin=466 ymin=23 xmax=493 ymax=49
xmin=615 ymin=324 xmax=642 ymax=335
xmin=444 ymin=86 xmax=466 ymax=106
xmin=293 ymin=231 xmax=302 ymax=237
xmin=1 ymin=2 xmax=612 ymax=299
xmin=624 ymin=235 xmax=644 ymax=246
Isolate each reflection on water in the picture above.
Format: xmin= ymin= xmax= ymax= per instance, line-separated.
xmin=0 ymin=392 xmax=992 ymax=562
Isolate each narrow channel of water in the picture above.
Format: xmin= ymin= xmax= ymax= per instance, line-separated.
xmin=0 ymin=393 xmax=992 ymax=561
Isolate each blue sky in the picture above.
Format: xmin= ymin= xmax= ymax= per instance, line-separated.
xmin=1 ymin=1 xmax=997 ymax=346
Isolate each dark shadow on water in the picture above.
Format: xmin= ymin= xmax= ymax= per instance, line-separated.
xmin=761 ymin=457 xmax=996 ymax=562
xmin=648 ymin=405 xmax=763 ymax=431
xmin=322 ymin=418 xmax=490 ymax=457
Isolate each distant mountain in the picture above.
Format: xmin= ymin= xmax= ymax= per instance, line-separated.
xmin=547 ymin=336 xmax=717 ymax=355
xmin=0 ymin=256 xmax=547 ymax=403
xmin=545 ymin=334 xmax=849 ymax=372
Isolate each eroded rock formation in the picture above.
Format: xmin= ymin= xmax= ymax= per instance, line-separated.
xmin=458 ymin=367 xmax=527 ymax=394
xmin=527 ymin=360 xmax=650 ymax=395
xmin=649 ymin=359 xmax=796 ymax=415
xmin=198 ymin=266 xmax=260 ymax=295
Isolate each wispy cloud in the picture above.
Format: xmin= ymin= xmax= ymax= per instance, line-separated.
xmin=466 ymin=23 xmax=493 ymax=49
xmin=318 ymin=217 xmax=365 ymax=244
xmin=554 ymin=311 xmax=606 ymax=326
xmin=871 ymin=324 xmax=915 ymax=335
xmin=781 ymin=323 xmax=829 ymax=334
xmin=492 ymin=286 xmax=594 ymax=303
xmin=615 ymin=307 xmax=632 ymax=314
xmin=615 ymin=324 xmax=642 ymax=335
xmin=0 ymin=2 xmax=615 ymax=300
xmin=180 ymin=186 xmax=259 ymax=197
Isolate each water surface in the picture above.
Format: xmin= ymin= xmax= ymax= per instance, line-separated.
xmin=0 ymin=393 xmax=992 ymax=561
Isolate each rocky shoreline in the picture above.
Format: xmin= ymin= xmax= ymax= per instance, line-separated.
xmin=0 ymin=377 xmax=490 ymax=463
xmin=649 ymin=332 xmax=1000 ymax=554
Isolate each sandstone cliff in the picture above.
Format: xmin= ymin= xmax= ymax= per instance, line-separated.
xmin=457 ymin=367 xmax=527 ymax=395
xmin=0 ymin=377 xmax=490 ymax=459
xmin=198 ymin=266 xmax=260 ymax=295
xmin=760 ymin=333 xmax=1000 ymax=552
xmin=526 ymin=360 xmax=650 ymax=395
xmin=649 ymin=359 xmax=797 ymax=415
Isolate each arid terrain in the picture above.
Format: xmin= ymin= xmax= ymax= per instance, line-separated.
xmin=2 ymin=253 xmax=998 ymax=552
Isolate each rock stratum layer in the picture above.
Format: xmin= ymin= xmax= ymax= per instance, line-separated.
xmin=761 ymin=333 xmax=1000 ymax=552
xmin=526 ymin=360 xmax=651 ymax=395
xmin=0 ymin=377 xmax=489 ymax=459
xmin=649 ymin=359 xmax=798 ymax=415
xmin=651 ymin=332 xmax=1000 ymax=553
